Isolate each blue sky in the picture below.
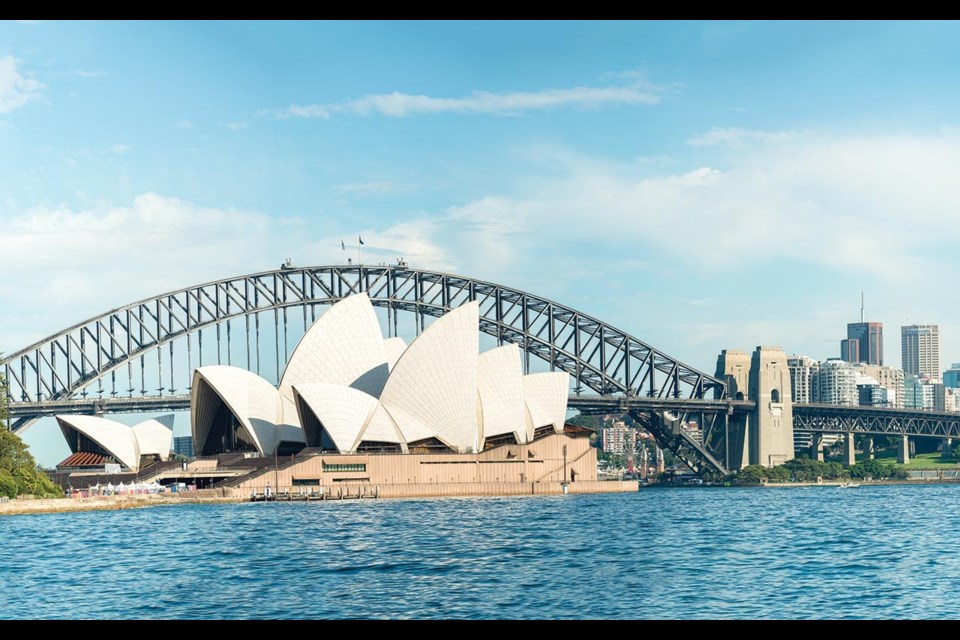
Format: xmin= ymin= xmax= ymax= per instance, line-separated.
xmin=5 ymin=20 xmax=960 ymax=463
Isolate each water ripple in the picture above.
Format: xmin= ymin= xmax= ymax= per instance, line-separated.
xmin=2 ymin=487 xmax=960 ymax=618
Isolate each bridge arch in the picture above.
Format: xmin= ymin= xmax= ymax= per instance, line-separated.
xmin=2 ymin=265 xmax=725 ymax=431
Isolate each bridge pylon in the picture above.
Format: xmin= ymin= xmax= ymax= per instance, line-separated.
xmin=717 ymin=346 xmax=794 ymax=469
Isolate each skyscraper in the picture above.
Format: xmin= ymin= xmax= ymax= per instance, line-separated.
xmin=845 ymin=322 xmax=884 ymax=365
xmin=840 ymin=294 xmax=883 ymax=365
xmin=901 ymin=324 xmax=941 ymax=382
xmin=840 ymin=338 xmax=860 ymax=364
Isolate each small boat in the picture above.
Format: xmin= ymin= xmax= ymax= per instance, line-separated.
xmin=837 ymin=482 xmax=861 ymax=488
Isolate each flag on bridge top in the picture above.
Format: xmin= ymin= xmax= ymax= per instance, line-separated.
xmin=359 ymin=235 xmax=365 ymax=245
xmin=341 ymin=239 xmax=345 ymax=251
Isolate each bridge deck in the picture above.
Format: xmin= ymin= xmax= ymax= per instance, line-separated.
xmin=10 ymin=395 xmax=960 ymax=439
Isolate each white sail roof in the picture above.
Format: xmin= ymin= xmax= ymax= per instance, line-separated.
xmin=279 ymin=292 xmax=389 ymax=399
xmin=184 ymin=295 xmax=574 ymax=458
xmin=56 ymin=415 xmax=142 ymax=472
xmin=523 ymin=371 xmax=571 ymax=437
xmin=131 ymin=416 xmax=174 ymax=461
xmin=383 ymin=337 xmax=407 ymax=372
xmin=192 ymin=366 xmax=287 ymax=456
xmin=379 ymin=302 xmax=480 ymax=452
xmin=357 ymin=404 xmax=406 ymax=447
xmin=478 ymin=344 xmax=527 ymax=444
xmin=293 ymin=383 xmax=379 ymax=453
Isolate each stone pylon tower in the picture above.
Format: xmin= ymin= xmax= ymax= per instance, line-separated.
xmin=748 ymin=346 xmax=794 ymax=468
xmin=716 ymin=349 xmax=752 ymax=469
xmin=716 ymin=346 xmax=795 ymax=469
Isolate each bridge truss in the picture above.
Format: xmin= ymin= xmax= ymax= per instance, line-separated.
xmin=1 ymin=265 xmax=730 ymax=473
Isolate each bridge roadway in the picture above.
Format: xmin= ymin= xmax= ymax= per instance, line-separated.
xmin=11 ymin=395 xmax=960 ymax=440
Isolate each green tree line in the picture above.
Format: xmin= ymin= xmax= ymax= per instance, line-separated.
xmin=0 ymin=369 xmax=62 ymax=499
xmin=731 ymin=457 xmax=908 ymax=485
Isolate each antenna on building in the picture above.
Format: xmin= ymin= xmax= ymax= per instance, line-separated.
xmin=860 ymin=291 xmax=864 ymax=323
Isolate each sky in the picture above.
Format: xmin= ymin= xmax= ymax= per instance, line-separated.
xmin=4 ymin=20 xmax=960 ymax=464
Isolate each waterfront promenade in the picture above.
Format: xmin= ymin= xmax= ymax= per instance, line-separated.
xmin=0 ymin=480 xmax=637 ymax=516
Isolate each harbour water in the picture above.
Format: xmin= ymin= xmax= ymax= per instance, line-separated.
xmin=3 ymin=485 xmax=959 ymax=619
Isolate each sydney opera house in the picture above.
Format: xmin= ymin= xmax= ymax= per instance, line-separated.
xmin=53 ymin=293 xmax=624 ymax=496
xmin=55 ymin=414 xmax=174 ymax=472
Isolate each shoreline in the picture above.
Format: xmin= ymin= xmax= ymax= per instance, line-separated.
xmin=757 ymin=478 xmax=960 ymax=488
xmin=0 ymin=480 xmax=638 ymax=516
xmin=8 ymin=477 xmax=959 ymax=515
xmin=0 ymin=493 xmax=246 ymax=517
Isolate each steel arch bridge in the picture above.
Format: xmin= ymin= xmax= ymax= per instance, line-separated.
xmin=1 ymin=265 xmax=731 ymax=473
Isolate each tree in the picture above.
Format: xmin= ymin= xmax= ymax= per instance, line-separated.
xmin=736 ymin=465 xmax=767 ymax=485
xmin=848 ymin=459 xmax=901 ymax=480
xmin=0 ymin=469 xmax=16 ymax=499
xmin=766 ymin=465 xmax=790 ymax=483
xmin=0 ymin=372 xmax=61 ymax=498
xmin=566 ymin=414 xmax=602 ymax=430
xmin=0 ymin=429 xmax=61 ymax=497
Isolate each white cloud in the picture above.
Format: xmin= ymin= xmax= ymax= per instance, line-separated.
xmin=0 ymin=194 xmax=300 ymax=351
xmin=309 ymin=131 xmax=960 ymax=367
xmin=218 ymin=121 xmax=248 ymax=130
xmin=686 ymin=127 xmax=801 ymax=147
xmin=440 ymin=133 xmax=960 ymax=281
xmin=109 ymin=143 xmax=131 ymax=154
xmin=274 ymin=83 xmax=662 ymax=119
xmin=0 ymin=55 xmax=43 ymax=114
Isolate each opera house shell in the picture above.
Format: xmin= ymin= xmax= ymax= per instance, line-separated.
xmin=56 ymin=415 xmax=174 ymax=472
xmin=190 ymin=293 xmax=570 ymax=457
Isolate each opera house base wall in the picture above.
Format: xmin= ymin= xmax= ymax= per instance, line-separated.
xmin=224 ymin=434 xmax=635 ymax=497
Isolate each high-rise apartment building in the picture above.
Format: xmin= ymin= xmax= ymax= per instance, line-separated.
xmin=943 ymin=363 xmax=960 ymax=388
xmin=901 ymin=324 xmax=941 ymax=381
xmin=858 ymin=364 xmax=905 ymax=409
xmin=904 ymin=375 xmax=936 ymax=410
xmin=816 ymin=359 xmax=859 ymax=405
xmin=601 ymin=422 xmax=636 ymax=455
xmin=787 ymin=355 xmax=820 ymax=403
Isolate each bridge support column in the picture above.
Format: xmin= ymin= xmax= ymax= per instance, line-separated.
xmin=898 ymin=435 xmax=910 ymax=465
xmin=747 ymin=346 xmax=794 ymax=468
xmin=943 ymin=437 xmax=953 ymax=460
xmin=716 ymin=350 xmax=751 ymax=471
xmin=843 ymin=432 xmax=856 ymax=467
xmin=865 ymin=436 xmax=874 ymax=460
xmin=809 ymin=433 xmax=824 ymax=462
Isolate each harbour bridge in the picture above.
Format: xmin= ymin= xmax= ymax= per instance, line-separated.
xmin=4 ymin=265 xmax=959 ymax=476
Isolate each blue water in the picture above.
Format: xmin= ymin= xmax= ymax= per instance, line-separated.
xmin=2 ymin=485 xmax=959 ymax=619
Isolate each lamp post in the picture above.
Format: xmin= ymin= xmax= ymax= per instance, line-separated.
xmin=562 ymin=444 xmax=568 ymax=494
